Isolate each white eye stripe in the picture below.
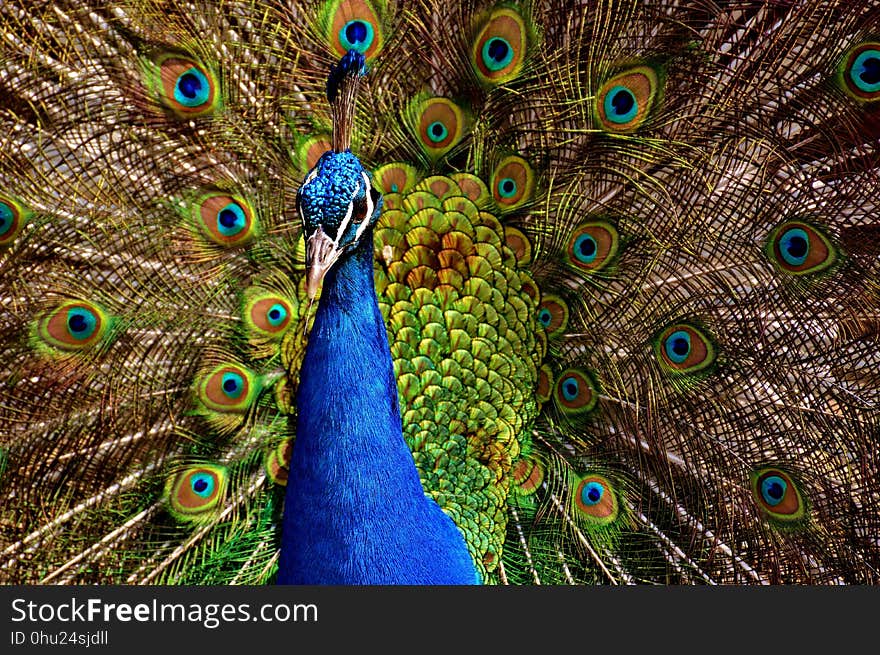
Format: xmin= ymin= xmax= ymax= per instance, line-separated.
xmin=333 ymin=184 xmax=359 ymax=247
xmin=354 ymin=172 xmax=373 ymax=242
xmin=303 ymin=168 xmax=319 ymax=186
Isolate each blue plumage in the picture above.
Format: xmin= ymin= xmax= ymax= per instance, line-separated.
xmin=277 ymin=143 xmax=478 ymax=585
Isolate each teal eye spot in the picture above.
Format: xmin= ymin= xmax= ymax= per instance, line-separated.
xmin=561 ymin=376 xmax=580 ymax=402
xmin=778 ymin=227 xmax=809 ymax=266
xmin=580 ymin=481 xmax=604 ymax=506
xmin=497 ymin=177 xmax=517 ymax=199
xmin=66 ymin=307 xmax=98 ymax=340
xmin=217 ymin=202 xmax=247 ymax=237
xmin=482 ymin=37 xmax=513 ymax=71
xmin=390 ymin=183 xmax=399 ymax=192
xmin=191 ymin=473 xmax=216 ymax=498
xmin=760 ymin=475 xmax=787 ymax=507
xmin=339 ymin=20 xmax=374 ymax=53
xmin=221 ymin=372 xmax=245 ymax=399
xmin=664 ymin=330 xmax=691 ymax=364
xmin=604 ymin=85 xmax=638 ymax=123
xmin=174 ymin=67 xmax=211 ymax=108
xmin=0 ymin=201 xmax=13 ymax=237
xmin=573 ymin=233 xmax=598 ymax=264
xmin=267 ymin=303 xmax=288 ymax=327
xmin=537 ymin=308 xmax=552 ymax=328
xmin=427 ymin=121 xmax=448 ymax=143
xmin=851 ymin=49 xmax=880 ymax=93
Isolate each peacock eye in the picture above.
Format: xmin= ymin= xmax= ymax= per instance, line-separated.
xmin=573 ymin=474 xmax=619 ymax=525
xmin=655 ymin=323 xmax=716 ymax=374
xmin=38 ymin=300 xmax=109 ymax=351
xmin=566 ymin=221 xmax=619 ymax=272
xmin=595 ymin=66 xmax=662 ymax=133
xmin=490 ymin=155 xmax=534 ymax=210
xmin=604 ymin=85 xmax=638 ymax=123
xmin=838 ymin=43 xmax=880 ymax=102
xmin=512 ymin=457 xmax=545 ymax=495
xmin=580 ymin=480 xmax=605 ymax=506
xmin=483 ymin=37 xmax=514 ymax=71
xmin=751 ymin=468 xmax=806 ymax=523
xmin=471 ymin=7 xmax=529 ymax=85
xmin=175 ymin=67 xmax=211 ymax=107
xmin=427 ymin=121 xmax=449 ymax=143
xmin=193 ymin=193 xmax=257 ymax=247
xmin=327 ymin=0 xmax=384 ymax=59
xmin=415 ymin=97 xmax=466 ymax=159
xmin=766 ymin=220 xmax=837 ymax=275
xmin=190 ymin=472 xmax=216 ymax=497
xmin=198 ymin=363 xmax=258 ymax=413
xmin=166 ymin=465 xmax=227 ymax=521
xmin=536 ymin=294 xmax=568 ymax=339
xmin=154 ymin=55 xmax=219 ymax=117
xmin=246 ymin=293 xmax=294 ymax=338
xmin=339 ymin=19 xmax=374 ymax=53
xmin=265 ymin=438 xmax=294 ymax=486
xmin=553 ymin=368 xmax=599 ymax=416
xmin=221 ymin=371 xmax=245 ymax=399
xmin=0 ymin=194 xmax=28 ymax=246
xmin=537 ymin=307 xmax=552 ymax=328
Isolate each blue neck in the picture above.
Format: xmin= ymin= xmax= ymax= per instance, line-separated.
xmin=277 ymin=234 xmax=478 ymax=584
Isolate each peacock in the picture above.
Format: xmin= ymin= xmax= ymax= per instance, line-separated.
xmin=0 ymin=0 xmax=878 ymax=586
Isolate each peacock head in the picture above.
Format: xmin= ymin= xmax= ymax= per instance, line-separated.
xmin=298 ymin=150 xmax=383 ymax=298
xmin=298 ymin=48 xmax=381 ymax=298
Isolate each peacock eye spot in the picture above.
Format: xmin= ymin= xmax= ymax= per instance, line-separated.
xmin=221 ymin=372 xmax=244 ymax=399
xmin=66 ymin=307 xmax=98 ymax=340
xmin=566 ymin=221 xmax=619 ymax=272
xmin=581 ymin=481 xmax=604 ymax=506
xmin=573 ymin=474 xmax=618 ymax=523
xmin=766 ymin=220 xmax=835 ymax=275
xmin=174 ymin=67 xmax=210 ymax=107
xmin=761 ymin=475 xmax=787 ymax=506
xmin=340 ymin=19 xmax=375 ymax=53
xmin=574 ymin=233 xmax=597 ymax=263
xmin=656 ymin=323 xmax=715 ymax=374
xmin=561 ymin=377 xmax=579 ymax=401
xmin=217 ymin=203 xmax=246 ymax=236
xmin=779 ymin=227 xmax=809 ymax=266
xmin=859 ymin=54 xmax=880 ymax=84
xmin=537 ymin=308 xmax=552 ymax=328
xmin=610 ymin=87 xmax=635 ymax=116
xmin=68 ymin=314 xmax=87 ymax=333
xmin=346 ymin=21 xmax=368 ymax=44
xmin=195 ymin=194 xmax=256 ymax=246
xmin=664 ymin=330 xmax=691 ymax=363
xmin=595 ymin=67 xmax=660 ymax=132
xmin=483 ymin=37 xmax=513 ymax=69
xmin=851 ymin=49 xmax=880 ymax=92
xmin=177 ymin=71 xmax=202 ymax=98
xmin=427 ymin=120 xmax=448 ymax=142
xmin=190 ymin=472 xmax=215 ymax=498
xmin=497 ymin=177 xmax=517 ymax=198
xmin=0 ymin=201 xmax=13 ymax=235
xmin=267 ymin=304 xmax=286 ymax=324
xmin=490 ymin=156 xmax=533 ymax=208
xmin=751 ymin=468 xmax=806 ymax=523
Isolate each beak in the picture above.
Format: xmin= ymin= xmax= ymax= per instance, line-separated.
xmin=305 ymin=226 xmax=343 ymax=299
